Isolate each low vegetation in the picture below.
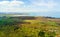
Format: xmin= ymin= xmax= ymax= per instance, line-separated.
xmin=0 ymin=16 xmax=60 ymax=37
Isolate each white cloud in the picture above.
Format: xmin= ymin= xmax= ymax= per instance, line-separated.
xmin=0 ymin=0 xmax=58 ymax=12
xmin=30 ymin=0 xmax=57 ymax=9
xmin=0 ymin=1 xmax=24 ymax=7
xmin=0 ymin=1 xmax=25 ymax=12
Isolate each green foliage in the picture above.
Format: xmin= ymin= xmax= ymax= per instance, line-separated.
xmin=0 ymin=17 xmax=23 ymax=25
xmin=38 ymin=30 xmax=56 ymax=37
xmin=38 ymin=31 xmax=56 ymax=37
xmin=47 ymin=21 xmax=57 ymax=26
xmin=38 ymin=31 xmax=45 ymax=37
xmin=0 ymin=16 xmax=59 ymax=37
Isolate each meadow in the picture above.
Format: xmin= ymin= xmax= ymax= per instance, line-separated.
xmin=0 ymin=16 xmax=60 ymax=37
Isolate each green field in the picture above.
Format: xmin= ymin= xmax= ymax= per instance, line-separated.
xmin=0 ymin=16 xmax=60 ymax=37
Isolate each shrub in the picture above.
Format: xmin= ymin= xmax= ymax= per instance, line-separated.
xmin=38 ymin=30 xmax=56 ymax=37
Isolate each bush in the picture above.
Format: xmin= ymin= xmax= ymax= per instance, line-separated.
xmin=38 ymin=31 xmax=45 ymax=37
xmin=38 ymin=30 xmax=56 ymax=37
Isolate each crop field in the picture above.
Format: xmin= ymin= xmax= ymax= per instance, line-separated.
xmin=0 ymin=16 xmax=60 ymax=37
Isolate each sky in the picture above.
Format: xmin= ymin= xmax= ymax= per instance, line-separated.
xmin=0 ymin=0 xmax=60 ymax=17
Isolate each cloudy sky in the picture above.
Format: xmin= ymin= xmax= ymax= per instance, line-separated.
xmin=0 ymin=0 xmax=60 ymax=17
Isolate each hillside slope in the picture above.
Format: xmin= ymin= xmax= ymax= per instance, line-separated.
xmin=0 ymin=16 xmax=60 ymax=37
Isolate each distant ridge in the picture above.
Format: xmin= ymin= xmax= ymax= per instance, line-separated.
xmin=0 ymin=12 xmax=29 ymax=15
xmin=0 ymin=12 xmax=29 ymax=17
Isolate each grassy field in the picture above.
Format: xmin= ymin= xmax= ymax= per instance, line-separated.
xmin=0 ymin=16 xmax=60 ymax=37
